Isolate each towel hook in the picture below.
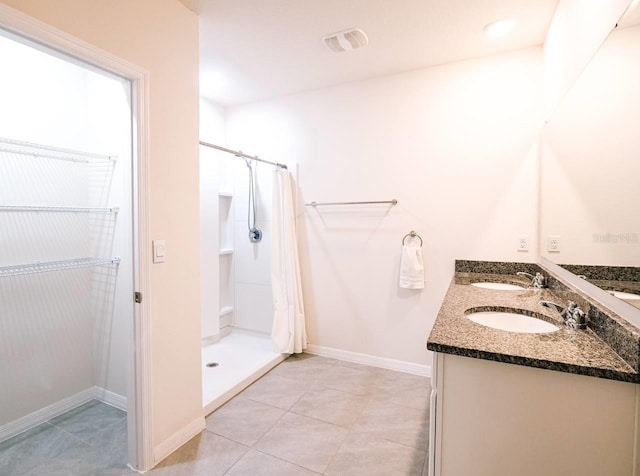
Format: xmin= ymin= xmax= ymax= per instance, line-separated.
xmin=402 ymin=230 xmax=423 ymax=247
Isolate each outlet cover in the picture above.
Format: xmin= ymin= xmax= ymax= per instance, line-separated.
xmin=518 ymin=235 xmax=529 ymax=252
xmin=548 ymin=236 xmax=561 ymax=253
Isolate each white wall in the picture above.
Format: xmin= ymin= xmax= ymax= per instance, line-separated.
xmin=226 ymin=48 xmax=543 ymax=367
xmin=0 ymin=38 xmax=93 ymax=423
xmin=87 ymin=72 xmax=133 ymax=401
xmin=200 ymin=98 xmax=225 ymax=340
xmin=200 ymin=98 xmax=275 ymax=338
xmin=232 ymin=158 xmax=275 ymax=334
xmin=544 ymin=0 xmax=630 ymax=117
xmin=0 ymin=33 xmax=131 ymax=423
xmin=541 ymin=24 xmax=640 ymax=266
xmin=0 ymin=0 xmax=203 ymax=462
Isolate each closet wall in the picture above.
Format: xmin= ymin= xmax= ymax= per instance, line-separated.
xmin=0 ymin=33 xmax=132 ymax=435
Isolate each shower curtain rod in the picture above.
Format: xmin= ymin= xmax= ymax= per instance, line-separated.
xmin=199 ymin=140 xmax=288 ymax=169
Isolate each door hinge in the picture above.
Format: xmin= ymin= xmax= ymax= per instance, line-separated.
xmin=134 ymin=291 xmax=142 ymax=303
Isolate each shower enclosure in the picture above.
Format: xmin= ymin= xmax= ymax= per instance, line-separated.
xmin=199 ymin=140 xmax=287 ymax=413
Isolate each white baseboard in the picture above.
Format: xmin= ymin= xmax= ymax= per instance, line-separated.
xmin=305 ymin=344 xmax=431 ymax=377
xmin=0 ymin=386 xmax=127 ymax=443
xmin=152 ymin=416 xmax=205 ymax=467
xmin=94 ymin=387 xmax=128 ymax=411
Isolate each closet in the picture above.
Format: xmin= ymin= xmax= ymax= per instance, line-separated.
xmin=0 ymin=31 xmax=133 ymax=443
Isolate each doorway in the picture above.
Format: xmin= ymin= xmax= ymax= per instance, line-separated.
xmin=0 ymin=19 xmax=147 ymax=471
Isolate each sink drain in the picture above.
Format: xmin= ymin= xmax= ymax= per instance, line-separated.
xmin=206 ymin=362 xmax=219 ymax=368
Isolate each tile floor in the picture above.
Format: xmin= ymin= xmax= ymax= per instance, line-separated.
xmin=156 ymin=354 xmax=431 ymax=476
xmin=0 ymin=354 xmax=431 ymax=475
xmin=0 ymin=399 xmax=128 ymax=475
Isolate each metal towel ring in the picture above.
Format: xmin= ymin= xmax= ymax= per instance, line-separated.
xmin=402 ymin=231 xmax=423 ymax=247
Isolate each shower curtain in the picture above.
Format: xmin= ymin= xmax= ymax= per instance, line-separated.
xmin=271 ymin=168 xmax=307 ymax=354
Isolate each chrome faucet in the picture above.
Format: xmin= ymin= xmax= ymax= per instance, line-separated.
xmin=539 ymin=300 xmax=587 ymax=329
xmin=517 ymin=271 xmax=547 ymax=289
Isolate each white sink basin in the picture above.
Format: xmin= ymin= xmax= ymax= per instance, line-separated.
xmin=471 ymin=282 xmax=525 ymax=290
xmin=467 ymin=311 xmax=559 ymax=334
xmin=609 ymin=290 xmax=640 ymax=300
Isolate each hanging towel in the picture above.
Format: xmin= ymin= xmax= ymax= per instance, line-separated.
xmin=271 ymin=168 xmax=308 ymax=354
xmin=399 ymin=241 xmax=424 ymax=289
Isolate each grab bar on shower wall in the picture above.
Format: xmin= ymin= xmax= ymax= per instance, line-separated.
xmin=305 ymin=199 xmax=398 ymax=207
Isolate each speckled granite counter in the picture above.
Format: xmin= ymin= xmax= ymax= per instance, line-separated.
xmin=427 ymin=268 xmax=639 ymax=383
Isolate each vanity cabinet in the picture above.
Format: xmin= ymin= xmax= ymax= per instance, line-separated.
xmin=429 ymin=353 xmax=639 ymax=476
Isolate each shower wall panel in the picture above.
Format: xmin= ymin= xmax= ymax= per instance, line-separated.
xmin=232 ymin=160 xmax=274 ymax=334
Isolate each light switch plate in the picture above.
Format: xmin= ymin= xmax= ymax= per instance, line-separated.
xmin=153 ymin=240 xmax=166 ymax=263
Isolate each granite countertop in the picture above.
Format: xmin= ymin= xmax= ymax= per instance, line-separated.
xmin=427 ymin=272 xmax=639 ymax=383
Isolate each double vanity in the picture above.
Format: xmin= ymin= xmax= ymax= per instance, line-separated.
xmin=427 ymin=260 xmax=640 ymax=476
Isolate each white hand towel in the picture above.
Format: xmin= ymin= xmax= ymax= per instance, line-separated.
xmin=399 ymin=243 xmax=424 ymax=289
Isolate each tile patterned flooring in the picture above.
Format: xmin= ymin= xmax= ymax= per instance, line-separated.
xmin=0 ymin=399 xmax=128 ymax=475
xmin=1 ymin=354 xmax=431 ymax=475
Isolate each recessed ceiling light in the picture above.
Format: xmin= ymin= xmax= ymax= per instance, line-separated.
xmin=483 ymin=18 xmax=517 ymax=39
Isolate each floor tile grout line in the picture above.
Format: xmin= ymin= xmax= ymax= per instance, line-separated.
xmin=46 ymin=414 xmax=128 ymax=447
xmin=205 ymin=402 xmax=287 ymax=448
xmin=219 ymin=447 xmax=323 ymax=475
xmin=256 ymin=447 xmax=324 ymax=475
xmin=44 ymin=422 xmax=96 ymax=448
xmin=84 ymin=415 xmax=129 ymax=447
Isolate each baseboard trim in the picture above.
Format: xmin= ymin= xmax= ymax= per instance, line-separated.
xmin=152 ymin=416 xmax=205 ymax=467
xmin=305 ymin=344 xmax=431 ymax=377
xmin=94 ymin=387 xmax=128 ymax=411
xmin=0 ymin=386 xmax=125 ymax=443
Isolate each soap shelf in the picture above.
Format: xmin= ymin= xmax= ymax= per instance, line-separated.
xmin=219 ymin=306 xmax=233 ymax=317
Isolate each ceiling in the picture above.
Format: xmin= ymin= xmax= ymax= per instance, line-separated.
xmin=195 ymin=0 xmax=560 ymax=106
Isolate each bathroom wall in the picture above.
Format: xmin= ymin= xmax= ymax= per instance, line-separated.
xmin=0 ymin=0 xmax=203 ymax=463
xmin=231 ymin=157 xmax=275 ymax=334
xmin=0 ymin=34 xmax=132 ymax=424
xmin=543 ymin=0 xmax=630 ymax=116
xmin=200 ymin=98 xmax=225 ymax=341
xmin=226 ymin=47 xmax=543 ymax=368
xmin=200 ymin=97 xmax=276 ymax=337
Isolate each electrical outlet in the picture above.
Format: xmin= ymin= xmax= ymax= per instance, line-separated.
xmin=548 ymin=236 xmax=561 ymax=253
xmin=518 ymin=235 xmax=529 ymax=251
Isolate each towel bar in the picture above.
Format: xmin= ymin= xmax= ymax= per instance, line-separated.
xmin=305 ymin=199 xmax=397 ymax=207
xmin=402 ymin=231 xmax=423 ymax=247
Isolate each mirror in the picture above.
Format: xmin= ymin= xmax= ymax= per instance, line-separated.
xmin=541 ymin=5 xmax=640 ymax=309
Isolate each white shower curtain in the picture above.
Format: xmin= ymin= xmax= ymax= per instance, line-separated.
xmin=271 ymin=168 xmax=307 ymax=354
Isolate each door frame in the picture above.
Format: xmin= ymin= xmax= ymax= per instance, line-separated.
xmin=0 ymin=4 xmax=153 ymax=470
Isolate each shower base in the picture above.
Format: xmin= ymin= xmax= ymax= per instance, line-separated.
xmin=202 ymin=328 xmax=285 ymax=416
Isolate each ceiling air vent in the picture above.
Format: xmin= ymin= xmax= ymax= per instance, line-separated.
xmin=322 ymin=28 xmax=369 ymax=53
